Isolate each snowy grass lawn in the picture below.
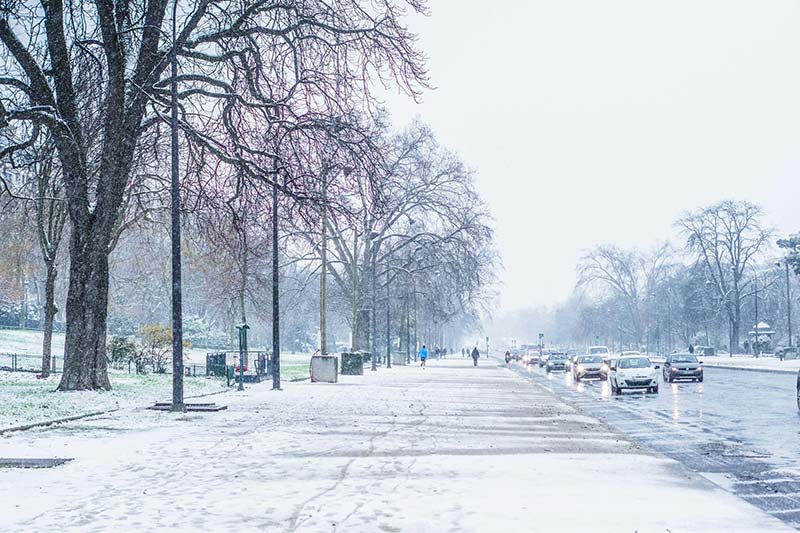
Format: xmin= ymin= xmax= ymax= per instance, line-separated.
xmin=0 ymin=354 xmax=310 ymax=430
xmin=0 ymin=370 xmax=228 ymax=431
xmin=0 ymin=328 xmax=65 ymax=356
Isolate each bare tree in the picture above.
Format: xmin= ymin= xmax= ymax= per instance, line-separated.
xmin=31 ymin=137 xmax=66 ymax=377
xmin=0 ymin=1 xmax=428 ymax=389
xmin=676 ymin=200 xmax=772 ymax=353
xmin=577 ymin=243 xmax=673 ymax=346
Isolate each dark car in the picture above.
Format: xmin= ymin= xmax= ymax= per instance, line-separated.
xmin=662 ymin=353 xmax=703 ymax=383
xmin=546 ymin=352 xmax=568 ymax=373
xmin=572 ymin=355 xmax=608 ymax=381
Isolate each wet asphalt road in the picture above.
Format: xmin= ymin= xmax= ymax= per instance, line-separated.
xmin=510 ymin=361 xmax=800 ymax=529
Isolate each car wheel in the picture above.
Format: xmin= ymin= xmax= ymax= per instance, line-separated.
xmin=610 ymin=380 xmax=616 ymax=394
xmin=698 ymin=375 xmax=703 ymax=383
xmin=575 ymin=375 xmax=580 ymax=382
xmin=652 ymin=386 xmax=659 ymax=394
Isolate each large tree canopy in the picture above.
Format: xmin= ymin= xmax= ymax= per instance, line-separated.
xmin=0 ymin=0 xmax=428 ymax=389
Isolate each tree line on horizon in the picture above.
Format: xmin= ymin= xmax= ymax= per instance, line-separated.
xmin=498 ymin=200 xmax=798 ymax=355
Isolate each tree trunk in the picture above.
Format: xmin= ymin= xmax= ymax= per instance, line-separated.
xmin=57 ymin=230 xmax=112 ymax=391
xmin=40 ymin=263 xmax=58 ymax=378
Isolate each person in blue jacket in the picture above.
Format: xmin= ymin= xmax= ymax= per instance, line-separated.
xmin=418 ymin=345 xmax=429 ymax=367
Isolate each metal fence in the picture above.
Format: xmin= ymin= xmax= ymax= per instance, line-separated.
xmin=0 ymin=353 xmax=61 ymax=373
xmin=0 ymin=353 xmax=214 ymax=378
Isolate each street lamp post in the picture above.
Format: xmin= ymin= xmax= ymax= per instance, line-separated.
xmin=754 ymin=278 xmax=759 ymax=356
xmin=271 ymin=173 xmax=281 ymax=390
xmin=413 ymin=283 xmax=418 ymax=361
xmin=778 ymin=261 xmax=793 ymax=348
xmin=236 ymin=323 xmax=249 ymax=391
xmin=386 ymin=267 xmax=391 ymax=369
xmin=320 ymin=170 xmax=327 ymax=357
xmin=319 ymin=166 xmax=350 ymax=358
xmin=405 ymin=293 xmax=411 ymax=364
xmin=371 ymin=255 xmax=378 ymax=371
xmin=169 ymin=0 xmax=184 ymax=411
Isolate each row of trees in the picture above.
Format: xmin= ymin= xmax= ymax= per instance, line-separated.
xmin=0 ymin=1 xmax=495 ymax=390
xmin=512 ymin=200 xmax=793 ymax=355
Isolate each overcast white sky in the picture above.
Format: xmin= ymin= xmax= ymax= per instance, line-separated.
xmin=385 ymin=1 xmax=800 ymax=312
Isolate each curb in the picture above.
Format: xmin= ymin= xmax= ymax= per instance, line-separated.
xmin=703 ymin=364 xmax=797 ymax=375
xmin=0 ymin=408 xmax=120 ymax=436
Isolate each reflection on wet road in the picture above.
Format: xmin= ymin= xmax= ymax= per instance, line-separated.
xmin=512 ymin=362 xmax=800 ymax=529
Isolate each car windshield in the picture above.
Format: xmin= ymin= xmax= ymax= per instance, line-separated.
xmin=672 ymin=355 xmax=697 ymax=363
xmin=618 ymin=357 xmax=651 ymax=369
xmin=589 ymin=347 xmax=609 ymax=355
xmin=579 ymin=356 xmax=603 ymax=364
xmin=550 ymin=354 xmax=567 ymax=360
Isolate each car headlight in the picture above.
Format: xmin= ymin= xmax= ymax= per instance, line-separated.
xmin=671 ymin=367 xmax=679 ymax=372
xmin=601 ymin=364 xmax=609 ymax=372
xmin=697 ymin=366 xmax=702 ymax=371
xmin=577 ymin=364 xmax=585 ymax=373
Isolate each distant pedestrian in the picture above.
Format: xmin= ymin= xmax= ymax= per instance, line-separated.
xmin=419 ymin=345 xmax=429 ymax=368
xmin=688 ymin=344 xmax=695 ymax=354
xmin=462 ymin=348 xmax=466 ymax=358
xmin=471 ymin=346 xmax=480 ymax=367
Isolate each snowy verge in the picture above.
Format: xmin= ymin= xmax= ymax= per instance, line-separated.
xmin=0 ymin=370 xmax=228 ymax=431
xmin=697 ymin=355 xmax=800 ymax=374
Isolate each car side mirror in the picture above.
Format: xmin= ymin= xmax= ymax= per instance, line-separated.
xmin=699 ymin=361 xmax=703 ymax=365
xmin=654 ymin=365 xmax=661 ymax=370
xmin=610 ymin=366 xmax=616 ymax=371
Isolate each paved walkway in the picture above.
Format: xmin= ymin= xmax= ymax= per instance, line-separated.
xmin=0 ymin=358 xmax=790 ymax=531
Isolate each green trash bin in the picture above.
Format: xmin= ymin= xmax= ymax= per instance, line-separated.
xmin=341 ymin=353 xmax=364 ymax=375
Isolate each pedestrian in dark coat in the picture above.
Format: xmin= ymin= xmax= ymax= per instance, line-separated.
xmin=471 ymin=346 xmax=479 ymax=367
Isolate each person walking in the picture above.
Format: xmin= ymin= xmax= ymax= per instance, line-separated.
xmin=471 ymin=345 xmax=480 ymax=367
xmin=688 ymin=343 xmax=695 ymax=354
xmin=418 ymin=344 xmax=429 ymax=368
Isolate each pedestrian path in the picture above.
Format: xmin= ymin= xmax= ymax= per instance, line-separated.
xmin=0 ymin=358 xmax=790 ymax=531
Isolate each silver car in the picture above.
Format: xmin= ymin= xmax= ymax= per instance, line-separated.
xmin=571 ymin=355 xmax=608 ymax=381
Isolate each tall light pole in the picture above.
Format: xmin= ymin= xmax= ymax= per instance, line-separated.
xmin=271 ymin=171 xmax=281 ymax=390
xmin=370 ymin=253 xmax=378 ymax=371
xmin=386 ymin=267 xmax=391 ymax=369
xmin=753 ymin=272 xmax=760 ymax=356
xmin=778 ymin=260 xmax=793 ymax=348
xmin=319 ymin=169 xmax=328 ymax=356
xmin=413 ymin=281 xmax=418 ymax=361
xmin=405 ymin=292 xmax=411 ymax=364
xmin=319 ymin=166 xmax=351 ymax=357
xmin=169 ymin=0 xmax=184 ymax=411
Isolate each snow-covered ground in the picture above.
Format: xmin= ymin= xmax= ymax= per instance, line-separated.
xmin=697 ymin=354 xmax=800 ymax=374
xmin=0 ymin=358 xmax=789 ymax=532
xmin=0 ymin=370 xmax=228 ymax=431
xmin=0 ymin=329 xmax=315 ymax=431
